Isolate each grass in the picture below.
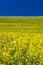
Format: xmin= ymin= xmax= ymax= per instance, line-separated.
xmin=0 ymin=16 xmax=43 ymax=65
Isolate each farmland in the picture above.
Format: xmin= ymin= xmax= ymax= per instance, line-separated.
xmin=0 ymin=16 xmax=43 ymax=65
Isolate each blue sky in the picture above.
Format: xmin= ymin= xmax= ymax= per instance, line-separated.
xmin=0 ymin=0 xmax=43 ymax=16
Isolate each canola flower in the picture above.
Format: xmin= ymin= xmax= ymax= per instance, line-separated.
xmin=0 ymin=32 xmax=43 ymax=65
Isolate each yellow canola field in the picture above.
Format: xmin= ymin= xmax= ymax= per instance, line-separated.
xmin=0 ymin=32 xmax=43 ymax=65
xmin=0 ymin=16 xmax=43 ymax=65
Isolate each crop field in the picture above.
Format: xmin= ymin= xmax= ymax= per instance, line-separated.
xmin=0 ymin=16 xmax=43 ymax=65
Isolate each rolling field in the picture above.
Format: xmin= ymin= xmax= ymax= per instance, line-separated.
xmin=0 ymin=16 xmax=43 ymax=65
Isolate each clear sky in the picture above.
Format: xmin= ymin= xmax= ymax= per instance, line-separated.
xmin=0 ymin=0 xmax=43 ymax=16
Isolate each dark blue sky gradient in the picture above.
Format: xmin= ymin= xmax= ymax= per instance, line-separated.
xmin=0 ymin=0 xmax=43 ymax=16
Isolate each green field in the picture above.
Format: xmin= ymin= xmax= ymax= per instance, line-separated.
xmin=0 ymin=16 xmax=43 ymax=32
xmin=0 ymin=16 xmax=43 ymax=65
